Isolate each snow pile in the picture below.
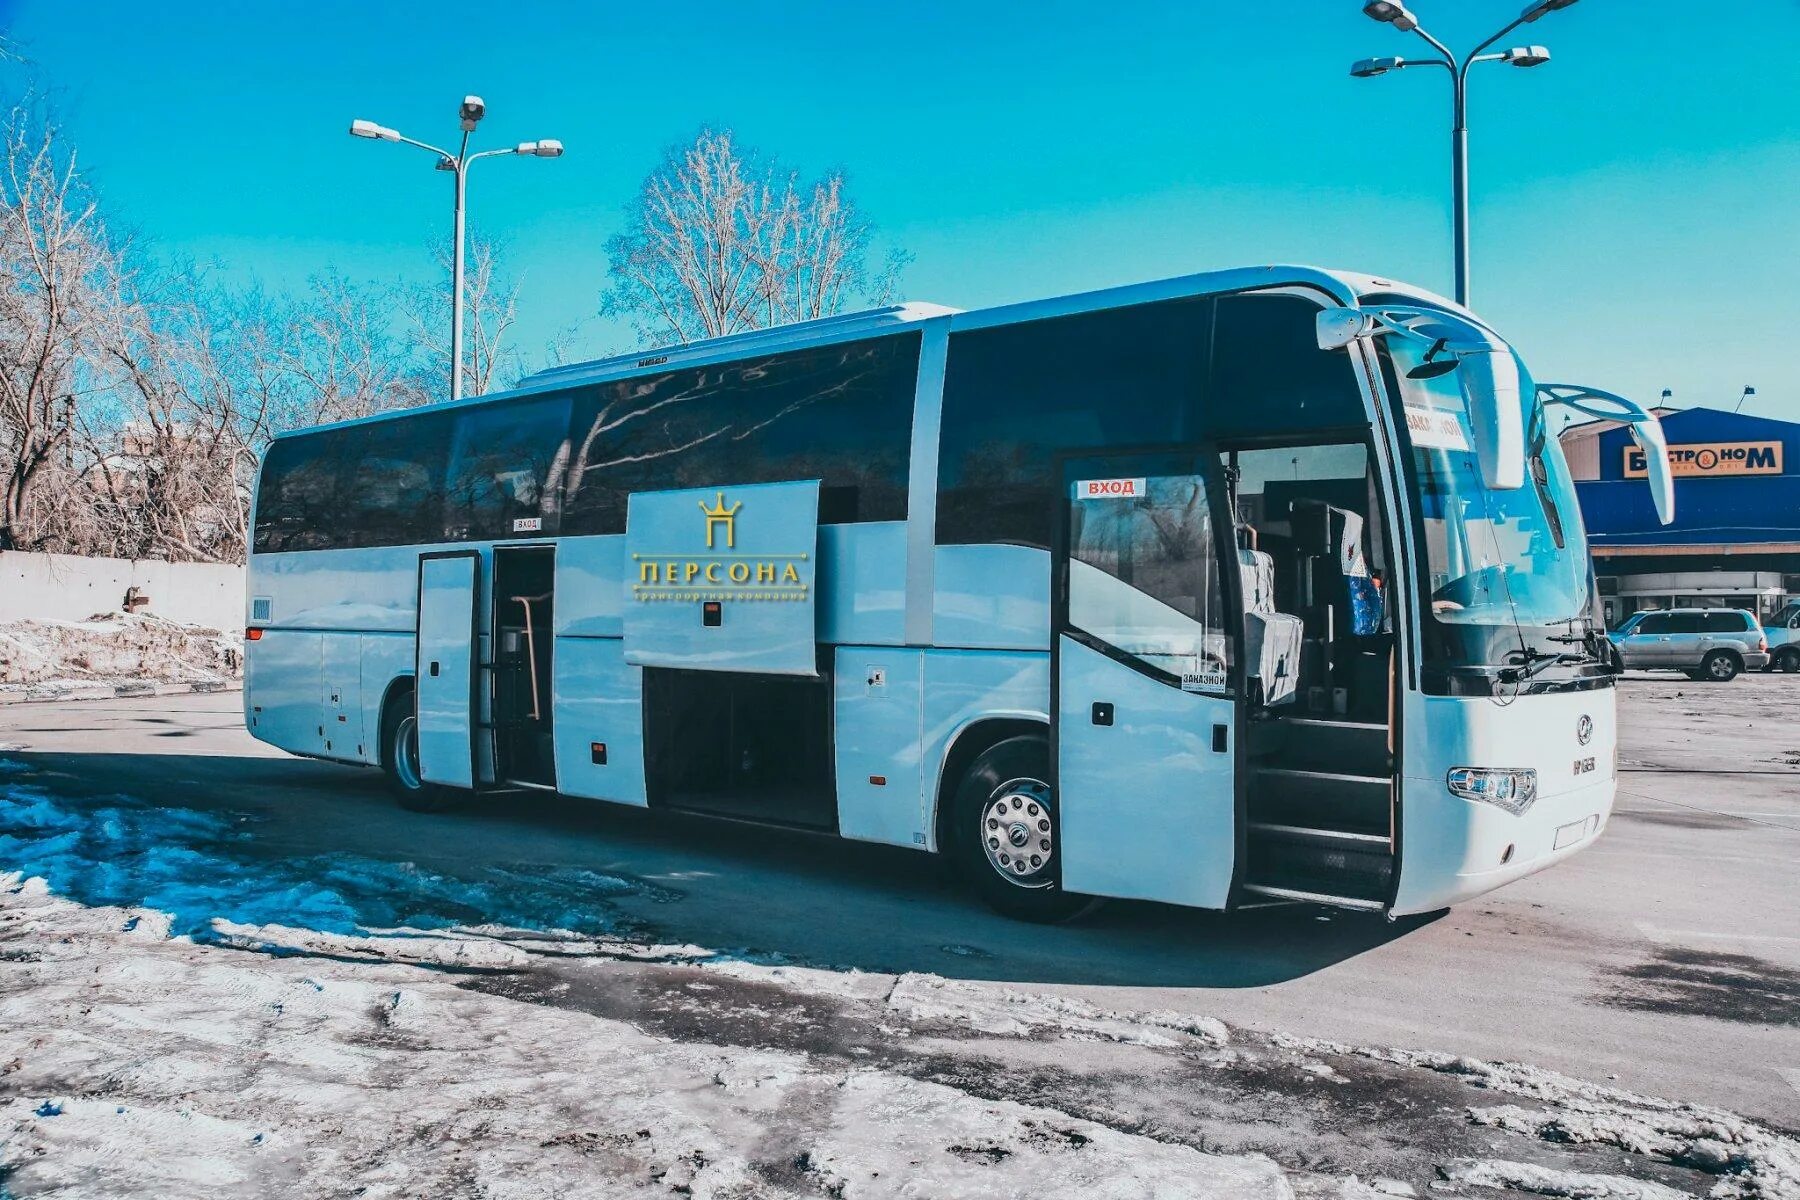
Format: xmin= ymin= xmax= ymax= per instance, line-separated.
xmin=1275 ymin=1036 xmax=1800 ymax=1200
xmin=0 ymin=610 xmax=241 ymax=691
xmin=0 ymin=874 xmax=1295 ymax=1198
xmin=885 ymin=972 xmax=1231 ymax=1048
xmin=1437 ymin=1159 xmax=1691 ymax=1199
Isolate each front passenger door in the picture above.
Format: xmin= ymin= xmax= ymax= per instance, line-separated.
xmin=1054 ymin=452 xmax=1239 ymax=909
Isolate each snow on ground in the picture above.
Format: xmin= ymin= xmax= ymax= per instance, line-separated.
xmin=0 ymin=612 xmax=240 ymax=695
xmin=1272 ymin=1037 xmax=1800 ymax=1200
xmin=2 ymin=766 xmax=1797 ymax=1198
xmin=1 ymin=875 xmax=1286 ymax=1199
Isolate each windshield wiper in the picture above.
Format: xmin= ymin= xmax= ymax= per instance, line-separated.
xmin=1498 ymin=648 xmax=1589 ymax=684
xmin=1545 ymin=617 xmax=1614 ymax=667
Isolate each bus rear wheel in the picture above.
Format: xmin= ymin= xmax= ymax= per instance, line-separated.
xmin=950 ymin=735 xmax=1095 ymax=924
xmin=382 ymin=691 xmax=458 ymax=813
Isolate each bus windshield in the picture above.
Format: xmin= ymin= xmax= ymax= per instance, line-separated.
xmin=1385 ymin=335 xmax=1598 ymax=684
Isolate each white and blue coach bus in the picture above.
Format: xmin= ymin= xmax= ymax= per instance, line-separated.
xmin=244 ymin=266 xmax=1674 ymax=921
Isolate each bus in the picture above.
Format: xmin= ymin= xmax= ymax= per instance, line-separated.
xmin=244 ymin=265 xmax=1673 ymax=922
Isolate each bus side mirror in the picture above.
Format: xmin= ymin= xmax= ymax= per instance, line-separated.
xmin=1628 ymin=415 xmax=1676 ymax=525
xmin=1315 ymin=307 xmax=1378 ymax=350
xmin=1535 ymin=383 xmax=1677 ymax=526
xmin=1316 ymin=306 xmax=1524 ymax=490
xmin=1459 ymin=350 xmax=1525 ymax=491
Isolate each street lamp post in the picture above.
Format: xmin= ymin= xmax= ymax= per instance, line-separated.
xmin=1351 ymin=0 xmax=1578 ymax=308
xmin=348 ymin=97 xmax=563 ymax=403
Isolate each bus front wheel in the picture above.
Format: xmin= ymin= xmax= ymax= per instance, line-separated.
xmin=950 ymin=735 xmax=1096 ymax=924
xmin=381 ymin=691 xmax=458 ymax=813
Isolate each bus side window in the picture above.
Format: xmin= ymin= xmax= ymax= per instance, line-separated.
xmin=254 ymin=431 xmax=350 ymax=553
xmin=562 ymin=334 xmax=918 ymax=538
xmin=441 ymin=394 xmax=574 ymax=541
xmin=340 ymin=411 xmax=453 ymax=549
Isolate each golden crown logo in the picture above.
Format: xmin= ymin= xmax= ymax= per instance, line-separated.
xmin=698 ymin=491 xmax=742 ymax=549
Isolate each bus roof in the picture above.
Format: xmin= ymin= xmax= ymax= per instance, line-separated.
xmin=274 ymin=264 xmax=1465 ymax=441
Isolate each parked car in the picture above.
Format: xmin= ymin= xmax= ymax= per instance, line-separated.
xmin=1761 ymin=601 xmax=1800 ymax=673
xmin=1608 ymin=608 xmax=1769 ymax=681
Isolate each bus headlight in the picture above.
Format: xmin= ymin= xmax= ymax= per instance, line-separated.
xmin=1446 ymin=767 xmax=1538 ymax=815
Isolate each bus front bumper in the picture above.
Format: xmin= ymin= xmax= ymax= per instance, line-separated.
xmin=1389 ymin=773 xmax=1615 ymax=916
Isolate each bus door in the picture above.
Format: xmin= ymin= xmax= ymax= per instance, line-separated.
xmin=416 ymin=551 xmax=481 ymax=789
xmin=1054 ymin=453 xmax=1240 ymax=909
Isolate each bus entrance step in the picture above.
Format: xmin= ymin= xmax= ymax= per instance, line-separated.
xmin=1247 ymin=822 xmax=1391 ymax=851
xmin=1247 ymin=767 xmax=1390 ymax=837
xmin=1246 ymin=833 xmax=1392 ymax=904
xmin=1259 ymin=717 xmax=1391 ymax=777
xmin=1240 ymin=884 xmax=1386 ymax=913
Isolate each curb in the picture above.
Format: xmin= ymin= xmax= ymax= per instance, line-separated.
xmin=0 ymin=680 xmax=243 ymax=707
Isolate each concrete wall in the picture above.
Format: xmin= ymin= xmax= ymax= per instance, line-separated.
xmin=0 ymin=551 xmax=244 ymax=631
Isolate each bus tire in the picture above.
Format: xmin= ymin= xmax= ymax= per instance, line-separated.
xmin=381 ymin=687 xmax=458 ymax=813
xmin=950 ymin=735 xmax=1096 ymax=924
xmin=1700 ymin=650 xmax=1740 ymax=683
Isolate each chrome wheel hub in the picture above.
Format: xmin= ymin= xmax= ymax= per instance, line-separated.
xmin=982 ymin=778 xmax=1054 ymax=889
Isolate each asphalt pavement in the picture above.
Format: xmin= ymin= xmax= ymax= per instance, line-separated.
xmin=2 ymin=672 xmax=1795 ymax=1125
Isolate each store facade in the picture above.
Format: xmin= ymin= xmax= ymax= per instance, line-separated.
xmin=1560 ymin=406 xmax=1800 ymax=628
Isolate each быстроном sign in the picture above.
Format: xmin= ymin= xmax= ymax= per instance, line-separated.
xmin=1625 ymin=441 xmax=1782 ymax=478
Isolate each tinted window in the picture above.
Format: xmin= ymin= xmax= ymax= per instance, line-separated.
xmin=339 ymin=410 xmax=453 ymax=548
xmin=937 ymin=298 xmax=1212 ymax=548
xmin=1665 ymin=614 xmax=1703 ymax=634
xmin=1634 ymin=613 xmax=1670 ymax=634
xmin=442 ymin=394 xmax=574 ymax=541
xmin=1701 ymin=610 xmax=1751 ymax=633
xmin=562 ymin=334 xmax=919 ymax=536
xmin=936 ymin=290 xmax=1368 ymax=549
xmin=1208 ymin=291 xmax=1368 ymax=440
xmin=254 ymin=431 xmax=351 ymax=553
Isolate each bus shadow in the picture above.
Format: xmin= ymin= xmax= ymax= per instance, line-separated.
xmin=1 ymin=750 xmax=1439 ymax=989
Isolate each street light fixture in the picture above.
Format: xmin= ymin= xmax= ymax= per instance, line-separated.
xmin=1522 ymin=0 xmax=1580 ymax=22
xmin=347 ymin=96 xmax=564 ymax=404
xmin=1350 ymin=56 xmax=1406 ymax=78
xmin=1500 ymin=45 xmax=1553 ymax=68
xmin=1350 ymin=0 xmax=1582 ymax=306
xmin=349 ymin=119 xmax=399 ymax=142
xmin=1362 ymin=2 xmax=1419 ymax=32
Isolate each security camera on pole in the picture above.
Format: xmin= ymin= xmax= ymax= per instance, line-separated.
xmin=348 ymin=97 xmax=564 ymax=403
xmin=1350 ymin=0 xmax=1579 ymax=308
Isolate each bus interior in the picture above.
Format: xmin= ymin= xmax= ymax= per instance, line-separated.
xmin=492 ymin=546 xmax=558 ymax=789
xmin=1229 ymin=441 xmax=1397 ymax=907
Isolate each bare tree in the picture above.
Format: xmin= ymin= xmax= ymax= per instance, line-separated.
xmin=404 ymin=233 xmax=520 ymax=398
xmin=79 ymin=271 xmax=275 ymax=562
xmin=273 ymin=270 xmax=428 ymax=425
xmin=0 ymin=100 xmax=117 ymax=551
xmin=600 ymin=128 xmax=907 ymax=348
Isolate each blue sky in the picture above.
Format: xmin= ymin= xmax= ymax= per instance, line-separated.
xmin=3 ymin=0 xmax=1796 ymax=416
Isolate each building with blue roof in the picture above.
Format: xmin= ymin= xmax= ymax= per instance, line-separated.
xmin=1560 ymin=406 xmax=1800 ymax=627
